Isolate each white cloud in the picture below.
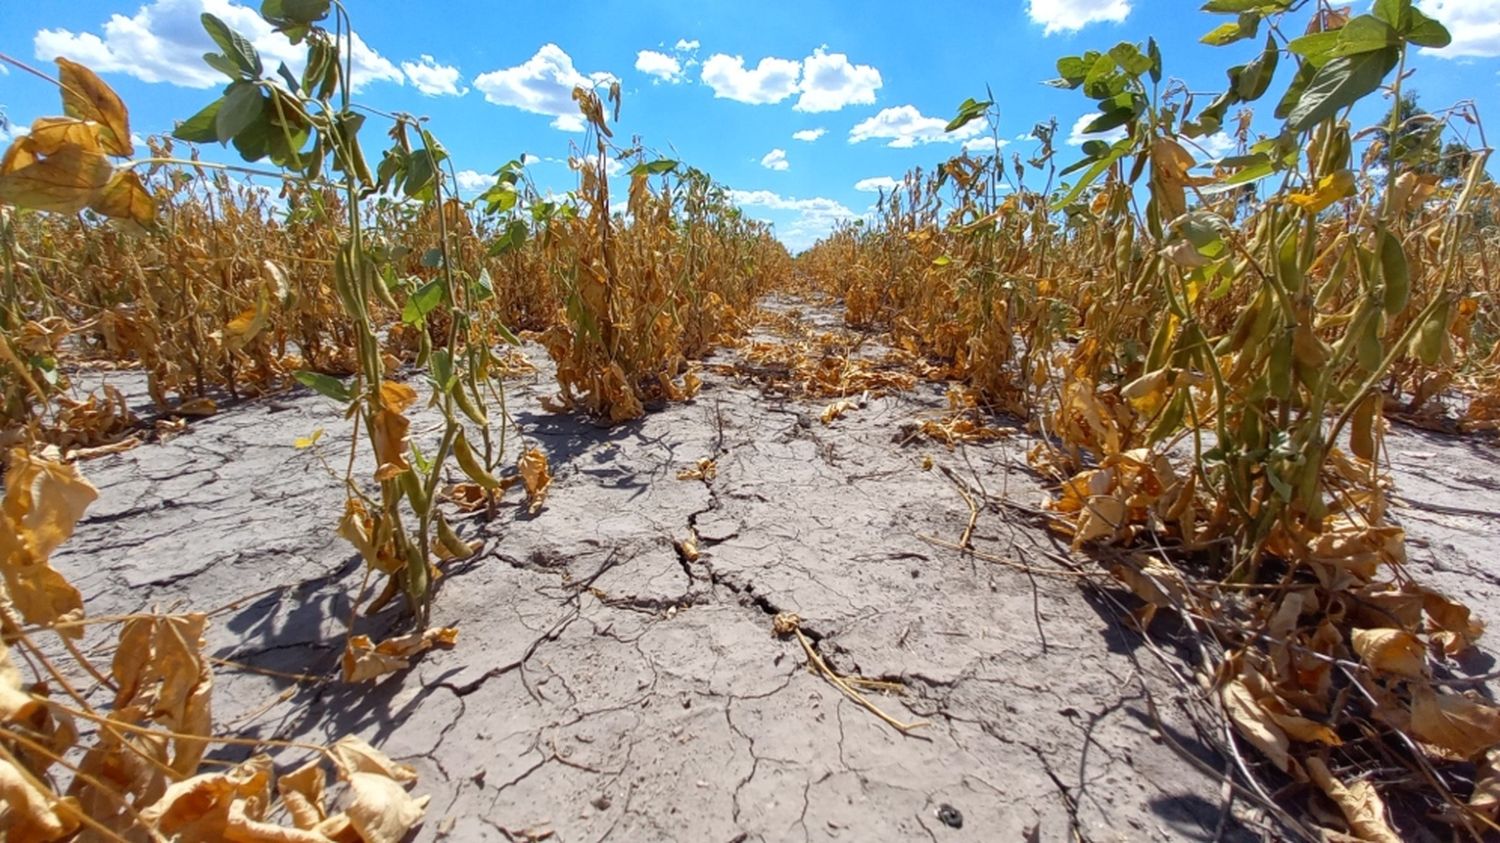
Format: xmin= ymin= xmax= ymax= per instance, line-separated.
xmin=1066 ymin=113 xmax=1128 ymax=146
xmin=1027 ymin=0 xmax=1131 ymax=35
xmin=402 ymin=54 xmax=466 ymax=97
xmin=1419 ymin=1 xmax=1500 ymax=58
xmin=760 ymin=148 xmax=790 ymax=171
xmin=454 ymin=169 xmax=493 ymax=193
xmin=1194 ymin=131 xmax=1237 ymax=160
xmin=700 ymin=53 xmax=801 ymax=104
xmin=675 ymin=38 xmax=700 ymax=52
xmin=854 ymin=176 xmax=900 ymax=192
xmin=849 ymin=105 xmax=983 ymax=148
xmin=962 ymin=136 xmax=1010 ymax=155
xmin=728 ymin=188 xmax=857 ymax=252
xmin=473 ymin=44 xmax=616 ymax=132
xmin=792 ymin=128 xmax=827 ymax=142
xmin=635 ymin=49 xmax=683 ymax=83
xmin=700 ymin=48 xmax=882 ymax=111
xmin=33 ymin=0 xmax=403 ymax=91
xmin=0 ymin=64 xmax=8 ymax=75
xmin=795 ymin=47 xmax=881 ymax=112
xmin=0 ymin=121 xmax=29 ymax=144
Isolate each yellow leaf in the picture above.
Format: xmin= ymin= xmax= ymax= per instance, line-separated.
xmin=1305 ymin=757 xmax=1401 ymax=843
xmin=519 ymin=448 xmax=551 ymax=515
xmin=174 ymin=396 xmax=218 ymax=416
xmin=1220 ymin=678 xmax=1290 ymax=772
xmin=24 ymin=117 xmax=104 ymax=156
xmin=0 ymin=448 xmax=95 ymax=631
xmin=341 ymin=628 xmax=457 ymax=683
xmin=55 ymin=57 xmax=133 ymax=156
xmin=224 ymin=287 xmax=270 ymax=351
xmin=344 ymin=772 xmax=430 ymax=843
xmin=294 ymin=428 xmax=324 ymax=449
xmin=89 ymin=169 xmax=154 ymax=227
xmin=0 ymin=141 xmax=114 ymax=214
xmin=276 ymin=760 xmax=328 ymax=831
xmin=1286 ymin=169 xmax=1355 ymax=214
xmin=329 ymin=735 xmax=418 ymax=782
xmin=1351 ymin=628 xmax=1426 ymax=679
xmin=0 ymin=756 xmax=80 ymax=842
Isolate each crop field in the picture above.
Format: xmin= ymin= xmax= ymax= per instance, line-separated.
xmin=3 ymin=0 xmax=1500 ymax=840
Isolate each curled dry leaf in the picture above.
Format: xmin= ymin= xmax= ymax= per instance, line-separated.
xmin=345 ymin=771 xmax=431 ymax=843
xmin=0 ymin=756 xmax=79 ymax=843
xmin=1409 ymin=686 xmax=1500 ymax=759
xmin=341 ymin=628 xmax=458 ymax=683
xmin=519 ymin=447 xmax=551 ymax=514
xmin=0 ymin=447 xmax=96 ymax=631
xmin=1305 ymin=757 xmax=1401 ymax=843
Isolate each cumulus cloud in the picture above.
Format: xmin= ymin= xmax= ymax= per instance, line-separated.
xmin=849 ymin=105 xmax=983 ymax=148
xmin=728 ymin=188 xmax=857 ymax=252
xmin=794 ymin=47 xmax=881 ymax=112
xmin=700 ymin=54 xmax=801 ymax=104
xmin=1065 ymin=113 xmax=1128 ymax=146
xmin=635 ymin=49 xmax=684 ymax=83
xmin=760 ymin=148 xmax=790 ymax=171
xmin=473 ymin=44 xmax=616 ymax=132
xmin=1027 ymin=0 xmax=1131 ymax=35
xmin=792 ymin=128 xmax=827 ymax=142
xmin=1194 ymin=131 xmax=1237 ymax=160
xmin=701 ymin=47 xmax=880 ymax=110
xmin=454 ymin=169 xmax=493 ymax=193
xmin=675 ymin=38 xmax=700 ymax=52
xmin=962 ymin=136 xmax=1010 ymax=155
xmin=33 ymin=0 xmax=403 ymax=91
xmin=854 ymin=176 xmax=900 ymax=192
xmin=1419 ymin=0 xmax=1500 ymax=58
xmin=402 ymin=54 xmax=467 ymax=97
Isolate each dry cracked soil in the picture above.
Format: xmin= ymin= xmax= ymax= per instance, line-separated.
xmin=51 ymin=297 xmax=1500 ymax=842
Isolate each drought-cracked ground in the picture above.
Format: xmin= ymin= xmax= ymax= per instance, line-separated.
xmin=51 ymin=298 xmax=1500 ymax=842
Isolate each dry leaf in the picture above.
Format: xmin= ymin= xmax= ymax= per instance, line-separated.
xmin=1221 ymin=678 xmax=1290 ymax=772
xmin=341 ymin=628 xmax=457 ymax=683
xmin=0 ymin=757 xmax=79 ymax=842
xmin=330 ymin=735 xmax=418 ymax=782
xmin=1350 ymin=628 xmax=1426 ymax=680
xmin=55 ymin=57 xmax=133 ymax=156
xmin=1410 ymin=687 xmax=1500 ymax=759
xmin=344 ymin=771 xmax=430 ymax=843
xmin=519 ymin=448 xmax=551 ymax=514
xmin=0 ymin=448 xmax=95 ymax=631
xmin=1305 ymin=757 xmax=1401 ymax=843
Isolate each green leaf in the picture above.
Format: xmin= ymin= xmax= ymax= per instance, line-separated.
xmin=945 ymin=97 xmax=993 ymax=133
xmin=402 ymin=279 xmax=445 ymax=324
xmin=419 ymin=248 xmax=444 ymax=268
xmin=174 ymin=98 xmax=224 ymax=143
xmin=627 ymin=158 xmax=678 ymax=176
xmin=216 ymin=82 xmax=265 ymax=144
xmin=494 ymin=322 xmax=522 ymax=346
xmin=1147 ymin=37 xmax=1162 ymax=84
xmin=1274 ymin=61 xmax=1316 ymax=120
xmin=1051 ymin=141 xmax=1129 ymax=211
xmin=1236 ymin=34 xmax=1279 ymax=101
xmin=282 ymin=0 xmax=331 ymax=23
xmin=488 ymin=219 xmax=527 ymax=256
xmin=294 ymin=370 xmax=352 ymax=402
xmin=429 ymin=349 xmax=455 ymax=393
xmin=1201 ymin=14 xmax=1259 ymax=46
xmin=1373 ymin=0 xmax=1410 ymax=28
xmin=200 ymin=13 xmax=262 ymax=79
xmin=472 ymin=268 xmax=495 ymax=303
xmin=1084 ymin=106 xmax=1134 ymax=135
xmin=1405 ymin=10 xmax=1451 ymax=48
xmin=1286 ymin=47 xmax=1399 ymax=132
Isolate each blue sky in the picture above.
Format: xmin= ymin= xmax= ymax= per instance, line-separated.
xmin=2 ymin=0 xmax=1498 ymax=250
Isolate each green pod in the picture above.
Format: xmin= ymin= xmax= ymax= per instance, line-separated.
xmin=1379 ymin=231 xmax=1410 ymax=315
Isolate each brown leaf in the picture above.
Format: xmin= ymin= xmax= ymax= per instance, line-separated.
xmin=277 ymin=760 xmax=328 ymax=831
xmin=1305 ymin=757 xmax=1401 ymax=843
xmin=55 ymin=57 xmax=133 ymax=156
xmin=1410 ymin=686 xmax=1500 ymax=759
xmin=341 ymin=628 xmax=458 ymax=683
xmin=371 ymin=408 xmax=411 ymax=481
